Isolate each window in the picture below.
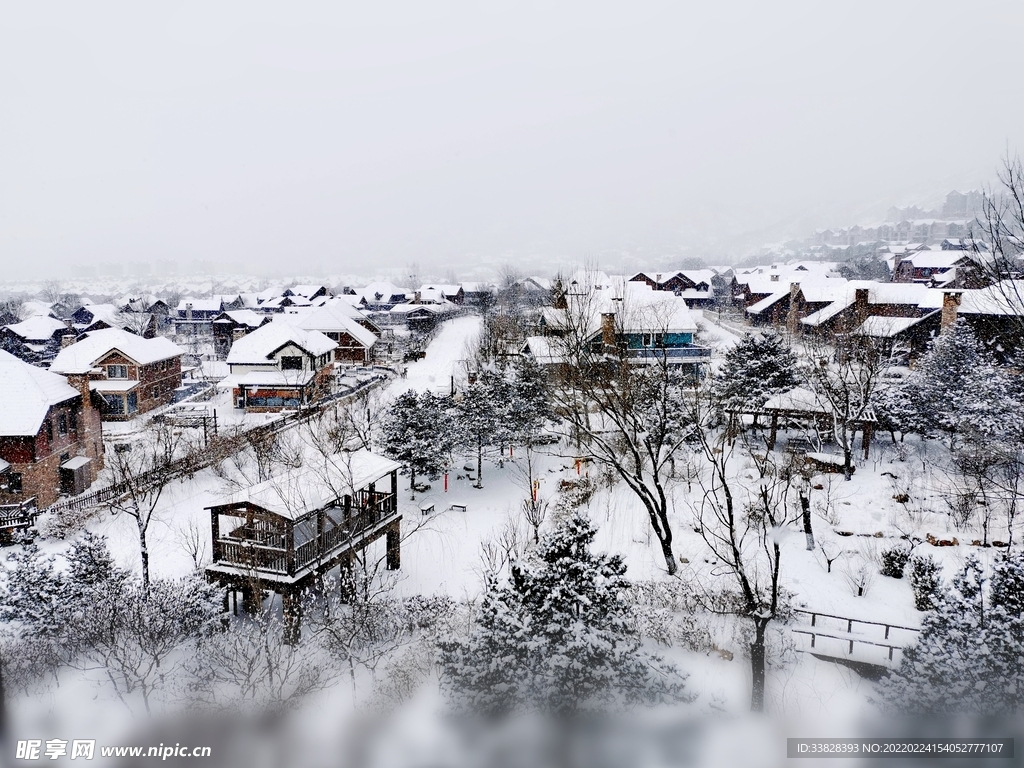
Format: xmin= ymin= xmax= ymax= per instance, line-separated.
xmin=642 ymin=333 xmax=652 ymax=347
xmin=45 ymin=420 xmax=53 ymax=441
xmin=280 ymin=356 xmax=303 ymax=371
xmin=69 ymin=410 xmax=77 ymax=431
xmin=7 ymin=473 xmax=22 ymax=494
xmin=57 ymin=414 xmax=68 ymax=435
xmin=107 ymin=364 xmax=128 ymax=379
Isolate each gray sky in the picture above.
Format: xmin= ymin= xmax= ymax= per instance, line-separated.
xmin=3 ymin=1 xmax=1023 ymax=279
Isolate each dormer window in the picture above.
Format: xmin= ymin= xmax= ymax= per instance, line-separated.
xmin=107 ymin=364 xmax=128 ymax=379
xmin=281 ymin=356 xmax=303 ymax=371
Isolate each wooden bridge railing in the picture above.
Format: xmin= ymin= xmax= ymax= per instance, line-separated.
xmin=791 ymin=609 xmax=920 ymax=664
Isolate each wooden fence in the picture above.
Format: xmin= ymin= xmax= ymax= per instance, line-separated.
xmin=791 ymin=609 xmax=920 ymax=665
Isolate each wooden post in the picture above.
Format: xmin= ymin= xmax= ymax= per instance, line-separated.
xmin=282 ymin=591 xmax=302 ymax=646
xmin=768 ymin=412 xmax=779 ymax=450
xmin=386 ymin=521 xmax=401 ymax=571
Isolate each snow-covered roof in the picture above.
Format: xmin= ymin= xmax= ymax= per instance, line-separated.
xmin=853 ymin=311 xmax=939 ymax=338
xmin=0 ymin=350 xmax=80 ymax=436
xmin=226 ymin=322 xmax=336 ymax=365
xmin=762 ymin=387 xmax=830 ymax=414
xmin=906 ymin=251 xmax=965 ymax=270
xmin=745 ymin=291 xmax=789 ymax=315
xmin=214 ymin=450 xmax=403 ymax=520
xmin=214 ymin=310 xmax=265 ymax=328
xmin=521 ymin=336 xmax=564 ymax=365
xmin=358 ymin=282 xmax=406 ymax=304
xmin=50 ymin=328 xmax=183 ymax=374
xmin=176 ymin=299 xmax=223 ymax=313
xmin=799 ymin=282 xmax=931 ymax=327
xmin=290 ymin=284 xmax=329 ymax=298
xmin=220 ymin=370 xmax=319 ymax=388
xmin=958 ymin=281 xmax=1024 ymax=316
xmin=389 ymin=302 xmax=452 ymax=315
xmin=4 ymin=315 xmax=67 ymax=341
xmin=288 ymin=304 xmax=378 ymax=348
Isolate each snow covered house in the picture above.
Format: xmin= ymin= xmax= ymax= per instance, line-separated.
xmin=0 ymin=350 xmax=104 ymax=510
xmin=211 ymin=310 xmax=271 ymax=359
xmin=0 ymin=316 xmax=75 ymax=363
xmin=799 ymin=282 xmax=933 ymax=339
xmin=928 ymin=281 xmax=1024 ymax=360
xmin=224 ymin=323 xmax=336 ymax=411
xmin=205 ymin=449 xmax=402 ymax=638
xmin=174 ymin=299 xmax=224 ymax=335
xmin=892 ymin=247 xmax=992 ymax=288
xmin=627 ymin=270 xmax=716 ymax=307
xmin=49 ymin=328 xmax=184 ymax=420
xmin=535 ymin=280 xmax=710 ymax=373
xmin=389 ymin=301 xmax=456 ymax=332
xmin=285 ymin=284 xmax=331 ymax=301
xmin=357 ymin=282 xmax=407 ymax=310
xmin=416 ymin=284 xmax=464 ymax=305
xmin=287 ymin=303 xmax=378 ymax=363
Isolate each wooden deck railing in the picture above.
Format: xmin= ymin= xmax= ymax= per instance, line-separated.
xmin=0 ymin=498 xmax=38 ymax=531
xmin=213 ymin=494 xmax=398 ymax=577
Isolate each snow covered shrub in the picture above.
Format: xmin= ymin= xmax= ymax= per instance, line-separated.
xmin=626 ymin=580 xmax=714 ymax=653
xmin=909 ymin=555 xmax=942 ymax=611
xmin=438 ymin=515 xmax=690 ymax=716
xmin=877 ymin=554 xmax=1024 ymax=715
xmin=880 ymin=545 xmax=911 ymax=578
xmin=842 ymin=558 xmax=875 ymax=597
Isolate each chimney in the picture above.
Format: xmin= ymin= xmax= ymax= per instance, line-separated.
xmin=600 ymin=312 xmax=616 ymax=349
xmin=186 ymin=302 xmax=193 ymax=321
xmin=854 ymin=287 xmax=870 ymax=325
xmin=892 ymin=251 xmax=905 ymax=282
xmin=60 ymin=333 xmax=77 ymax=349
xmin=786 ymin=282 xmax=800 ymax=335
xmin=940 ymin=291 xmax=962 ymax=333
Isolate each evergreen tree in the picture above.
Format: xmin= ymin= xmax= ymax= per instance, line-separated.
xmin=439 ymin=515 xmax=688 ymax=716
xmin=878 ymin=554 xmax=1024 ymax=715
xmin=902 ymin=319 xmax=1012 ymax=445
xmin=456 ymin=372 xmax=510 ymax=487
xmin=509 ymin=355 xmax=552 ymax=443
xmin=714 ymin=331 xmax=800 ymax=416
xmin=381 ymin=390 xmax=456 ymax=497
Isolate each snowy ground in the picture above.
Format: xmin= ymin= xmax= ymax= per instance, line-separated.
xmin=13 ymin=314 xmax=1010 ymax=765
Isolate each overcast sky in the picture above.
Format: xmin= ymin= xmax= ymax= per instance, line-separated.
xmin=3 ymin=1 xmax=1023 ymax=279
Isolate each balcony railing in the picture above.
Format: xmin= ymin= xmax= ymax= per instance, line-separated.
xmin=0 ymin=498 xmax=38 ymax=532
xmin=625 ymin=345 xmax=712 ymax=361
xmin=213 ymin=492 xmax=398 ymax=577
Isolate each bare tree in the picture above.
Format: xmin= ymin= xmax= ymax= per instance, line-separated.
xmin=549 ymin=284 xmax=695 ymax=575
xmin=802 ymin=333 xmax=893 ymax=480
xmin=690 ymin=393 xmax=800 ymax=711
xmin=105 ymin=425 xmax=192 ymax=593
xmin=511 ymin=442 xmax=549 ymax=543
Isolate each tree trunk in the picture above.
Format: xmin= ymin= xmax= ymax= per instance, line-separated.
xmin=659 ymin=536 xmax=678 ymax=576
xmin=475 ymin=439 xmax=483 ymax=488
xmin=800 ymin=490 xmax=814 ymax=551
xmin=750 ymin=617 xmax=769 ymax=712
xmin=409 ymin=465 xmax=416 ymax=500
xmin=137 ymin=517 xmax=151 ymax=595
xmin=843 ymin=446 xmax=853 ymax=482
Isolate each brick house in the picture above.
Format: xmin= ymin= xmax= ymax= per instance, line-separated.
xmin=211 ymin=310 xmax=271 ymax=359
xmin=799 ymin=282 xmax=932 ymax=338
xmin=49 ymin=328 xmax=184 ymax=420
xmin=290 ymin=303 xmax=378 ymax=364
xmin=225 ymin=323 xmax=337 ymax=412
xmin=0 ymin=350 xmax=104 ymax=509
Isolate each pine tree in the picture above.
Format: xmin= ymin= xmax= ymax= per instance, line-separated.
xmin=902 ymin=319 xmax=1012 ymax=445
xmin=439 ymin=515 xmax=688 ymax=716
xmin=381 ymin=390 xmax=456 ymax=497
xmin=456 ymin=372 xmax=509 ymax=487
xmin=0 ymin=541 xmax=64 ymax=639
xmin=509 ymin=356 xmax=552 ymax=443
xmin=714 ymin=331 xmax=800 ymax=416
xmin=878 ymin=554 xmax=1024 ymax=715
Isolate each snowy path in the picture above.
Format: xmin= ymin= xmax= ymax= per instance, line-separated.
xmin=387 ymin=315 xmax=482 ymax=398
xmin=692 ymin=309 xmax=742 ymax=352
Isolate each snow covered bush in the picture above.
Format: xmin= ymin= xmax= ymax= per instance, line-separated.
xmin=438 ymin=515 xmax=690 ymax=716
xmin=909 ymin=554 xmax=942 ymax=611
xmin=880 ymin=545 xmax=911 ymax=578
xmin=841 ymin=558 xmax=875 ymax=597
xmin=877 ymin=554 xmax=1024 ymax=715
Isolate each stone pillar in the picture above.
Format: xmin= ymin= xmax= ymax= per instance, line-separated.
xmin=386 ymin=521 xmax=401 ymax=571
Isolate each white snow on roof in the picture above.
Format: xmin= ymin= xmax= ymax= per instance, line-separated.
xmin=226 ymin=322 xmax=336 ymax=364
xmin=176 ymin=299 xmax=223 ymax=313
xmin=0 ymin=350 xmax=80 ymax=436
xmin=288 ymin=304 xmax=378 ymax=348
xmin=762 ymin=387 xmax=830 ymax=414
xmin=50 ymin=328 xmax=183 ymax=374
xmin=358 ymin=282 xmax=406 ymax=304
xmin=5 ymin=315 xmax=66 ymax=341
xmin=522 ymin=336 xmax=564 ymax=365
xmin=745 ymin=291 xmax=789 ymax=315
xmin=214 ymin=450 xmax=403 ymax=519
xmin=215 ymin=310 xmax=265 ymax=328
xmin=959 ymin=281 xmax=1024 ymax=316
xmin=853 ymin=312 xmax=939 ymax=338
